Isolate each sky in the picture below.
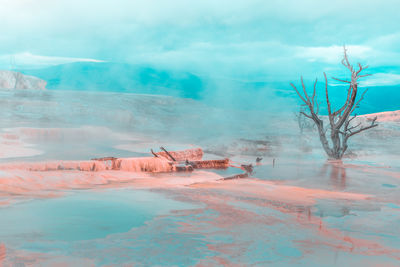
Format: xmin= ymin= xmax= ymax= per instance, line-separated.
xmin=0 ymin=0 xmax=400 ymax=85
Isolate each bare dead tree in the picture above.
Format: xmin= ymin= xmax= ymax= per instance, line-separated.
xmin=290 ymin=47 xmax=378 ymax=159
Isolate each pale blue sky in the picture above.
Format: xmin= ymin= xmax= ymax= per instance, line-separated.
xmin=1 ymin=0 xmax=400 ymax=84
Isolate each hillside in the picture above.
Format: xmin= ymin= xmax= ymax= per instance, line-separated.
xmin=22 ymin=62 xmax=203 ymax=99
xmin=0 ymin=70 xmax=46 ymax=90
xmin=360 ymin=110 xmax=400 ymax=122
xmin=20 ymin=62 xmax=400 ymax=114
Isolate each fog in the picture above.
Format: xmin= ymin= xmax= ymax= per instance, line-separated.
xmin=1 ymin=2 xmax=400 ymax=266
xmin=0 ymin=0 xmax=398 ymax=161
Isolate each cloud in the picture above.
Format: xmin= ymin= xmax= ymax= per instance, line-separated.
xmin=360 ymin=73 xmax=400 ymax=87
xmin=0 ymin=0 xmax=399 ymax=80
xmin=367 ymin=32 xmax=400 ymax=52
xmin=295 ymin=45 xmax=372 ymax=64
xmin=0 ymin=52 xmax=105 ymax=69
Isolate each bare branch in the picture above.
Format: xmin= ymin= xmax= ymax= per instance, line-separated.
xmin=160 ymin=147 xmax=176 ymax=161
xmin=151 ymin=149 xmax=159 ymax=158
xmin=312 ymin=78 xmax=317 ymax=105
xmin=347 ymin=122 xmax=361 ymax=132
xmin=351 ymin=89 xmax=368 ymax=114
xmin=324 ymin=72 xmax=332 ymax=117
xmin=348 ymin=123 xmax=378 ymax=137
xmin=301 ymin=76 xmax=310 ymax=103
xmin=290 ymin=83 xmax=308 ymax=105
xmin=300 ymin=111 xmax=313 ymax=120
xmin=356 ymin=63 xmax=369 ymax=75
xmin=331 ymin=77 xmax=351 ymax=83
xmin=348 ymin=114 xmax=357 ymax=123
xmin=333 ymin=84 xmax=353 ymax=117
xmin=341 ymin=47 xmax=354 ymax=73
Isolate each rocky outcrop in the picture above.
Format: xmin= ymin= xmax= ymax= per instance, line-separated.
xmin=155 ymin=147 xmax=204 ymax=161
xmin=0 ymin=158 xmax=173 ymax=173
xmin=0 ymin=148 xmax=231 ymax=173
xmin=360 ymin=110 xmax=400 ymax=122
xmin=0 ymin=70 xmax=46 ymax=89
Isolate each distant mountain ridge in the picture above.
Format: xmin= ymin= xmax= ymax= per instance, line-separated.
xmin=22 ymin=62 xmax=203 ymax=99
xmin=20 ymin=62 xmax=399 ymax=114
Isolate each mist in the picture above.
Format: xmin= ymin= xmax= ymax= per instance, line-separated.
xmin=1 ymin=1 xmax=400 ymax=266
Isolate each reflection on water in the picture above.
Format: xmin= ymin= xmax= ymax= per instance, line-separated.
xmin=320 ymin=161 xmax=347 ymax=191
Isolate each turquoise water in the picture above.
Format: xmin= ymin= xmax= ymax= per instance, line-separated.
xmin=0 ymin=188 xmax=218 ymax=266
xmin=0 ymin=189 xmax=195 ymax=243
